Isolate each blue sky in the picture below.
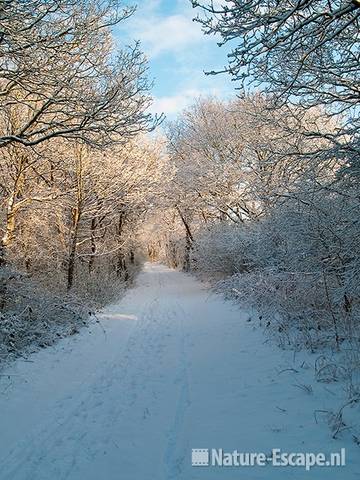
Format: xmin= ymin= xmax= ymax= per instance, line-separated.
xmin=116 ymin=0 xmax=234 ymax=119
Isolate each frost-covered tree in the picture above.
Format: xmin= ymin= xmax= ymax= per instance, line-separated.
xmin=0 ymin=0 xmax=158 ymax=149
xmin=164 ymin=95 xmax=337 ymax=256
xmin=0 ymin=134 xmax=167 ymax=300
xmin=192 ymin=0 xmax=360 ymax=112
xmin=192 ymin=0 xmax=359 ymax=179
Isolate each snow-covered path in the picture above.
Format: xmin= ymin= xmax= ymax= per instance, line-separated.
xmin=0 ymin=263 xmax=358 ymax=479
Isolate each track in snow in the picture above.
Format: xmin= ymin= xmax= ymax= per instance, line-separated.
xmin=0 ymin=263 xmax=358 ymax=479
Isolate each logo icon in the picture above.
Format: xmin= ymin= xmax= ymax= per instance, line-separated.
xmin=192 ymin=449 xmax=209 ymax=466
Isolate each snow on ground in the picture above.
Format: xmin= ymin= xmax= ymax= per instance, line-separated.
xmin=0 ymin=263 xmax=358 ymax=479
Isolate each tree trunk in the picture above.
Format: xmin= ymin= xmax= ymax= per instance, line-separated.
xmin=116 ymin=213 xmax=129 ymax=279
xmin=129 ymin=250 xmax=135 ymax=264
xmin=175 ymin=206 xmax=194 ymax=272
xmin=183 ymin=229 xmax=192 ymax=272
xmin=116 ymin=250 xmax=127 ymax=277
xmin=67 ymin=144 xmax=84 ymax=291
xmin=67 ymin=206 xmax=80 ymax=290
xmin=0 ymin=164 xmax=25 ymax=265
xmin=88 ymin=217 xmax=97 ymax=274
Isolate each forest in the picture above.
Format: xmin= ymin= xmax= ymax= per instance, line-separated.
xmin=0 ymin=0 xmax=359 ymax=453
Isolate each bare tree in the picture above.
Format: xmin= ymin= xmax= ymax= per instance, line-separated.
xmin=0 ymin=0 xmax=159 ymax=149
xmin=192 ymin=0 xmax=360 ymax=173
xmin=192 ymin=0 xmax=360 ymax=112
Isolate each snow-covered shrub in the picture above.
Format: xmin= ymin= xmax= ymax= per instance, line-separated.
xmin=215 ymin=190 xmax=360 ymax=351
xmin=0 ymin=266 xmax=88 ymax=367
xmin=193 ymin=223 xmax=253 ymax=280
xmin=71 ymin=254 xmax=142 ymax=307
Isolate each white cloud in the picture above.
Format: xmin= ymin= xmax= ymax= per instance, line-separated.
xmin=117 ymin=0 xmax=235 ymax=119
xmin=151 ymin=86 xmax=225 ymax=118
xmin=127 ymin=13 xmax=206 ymax=58
xmin=151 ymin=89 xmax=201 ymax=116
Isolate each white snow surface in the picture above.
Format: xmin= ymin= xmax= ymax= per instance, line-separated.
xmin=0 ymin=263 xmax=358 ymax=479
